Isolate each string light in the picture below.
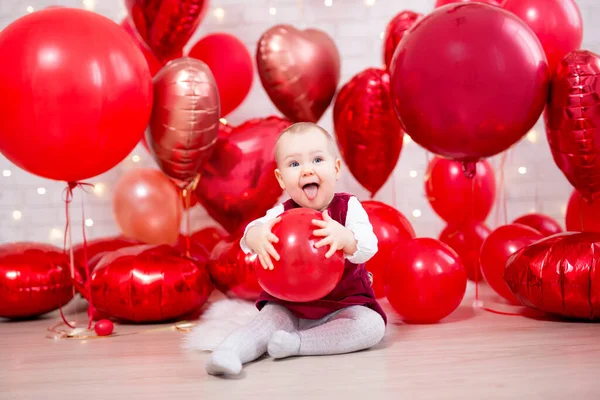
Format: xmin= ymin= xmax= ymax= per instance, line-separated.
xmin=82 ymin=0 xmax=95 ymax=10
xmin=379 ymin=32 xmax=384 ymax=39
xmin=85 ymin=219 xmax=94 ymax=227
xmin=403 ymin=135 xmax=412 ymax=144
xmin=518 ymin=166 xmax=527 ymax=175
xmin=132 ymin=155 xmax=141 ymax=163
xmin=93 ymin=183 xmax=105 ymax=196
xmin=527 ymin=129 xmax=537 ymax=143
xmin=409 ymin=170 xmax=417 ymax=178
xmin=12 ymin=211 xmax=22 ymax=221
xmin=213 ymin=7 xmax=225 ymax=21
xmin=269 ymin=7 xmax=277 ymax=15
xmin=219 ymin=118 xmax=228 ymax=125
xmin=561 ymin=205 xmax=567 ymax=216
xmin=324 ymin=0 xmax=333 ymax=7
xmin=49 ymin=228 xmax=63 ymax=241
xmin=365 ymin=0 xmax=376 ymax=6
xmin=412 ymin=209 xmax=422 ymax=217
xmin=2 ymin=170 xmax=11 ymax=177
xmin=26 ymin=6 xmax=34 ymax=13
xmin=37 ymin=187 xmax=46 ymax=195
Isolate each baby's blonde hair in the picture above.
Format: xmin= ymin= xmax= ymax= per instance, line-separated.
xmin=274 ymin=122 xmax=337 ymax=164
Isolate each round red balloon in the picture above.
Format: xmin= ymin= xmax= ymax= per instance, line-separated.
xmin=390 ymin=3 xmax=549 ymax=162
xmin=439 ymin=221 xmax=491 ymax=282
xmin=385 ymin=238 xmax=467 ymax=323
xmin=0 ymin=8 xmax=153 ymax=182
xmin=480 ymin=224 xmax=543 ymax=304
xmin=512 ymin=213 xmax=563 ymax=237
xmin=0 ymin=243 xmax=73 ymax=319
xmin=362 ymin=201 xmax=415 ymax=298
xmin=255 ymin=208 xmax=345 ymax=303
xmin=382 ymin=11 xmax=422 ymax=72
xmin=435 ymin=0 xmax=500 ymax=7
xmin=94 ymin=319 xmax=114 ymax=336
xmin=425 ymin=157 xmax=496 ymax=225
xmin=566 ymin=190 xmax=600 ymax=233
xmin=503 ymin=0 xmax=583 ymax=76
xmin=189 ymin=33 xmax=254 ymax=117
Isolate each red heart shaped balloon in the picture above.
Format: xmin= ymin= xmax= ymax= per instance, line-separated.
xmin=84 ymin=245 xmax=212 ymax=323
xmin=333 ymin=68 xmax=404 ymax=197
xmin=505 ymin=232 xmax=600 ymax=319
xmin=194 ymin=117 xmax=291 ymax=235
xmin=545 ymin=50 xmax=600 ymax=201
xmin=125 ymin=0 xmax=209 ymax=61
xmin=0 ymin=243 xmax=73 ymax=319
xmin=257 ymin=25 xmax=340 ymax=122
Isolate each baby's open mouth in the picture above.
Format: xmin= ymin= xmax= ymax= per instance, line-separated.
xmin=302 ymin=183 xmax=319 ymax=200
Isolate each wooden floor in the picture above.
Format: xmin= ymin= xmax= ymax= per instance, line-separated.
xmin=1 ymin=284 xmax=599 ymax=400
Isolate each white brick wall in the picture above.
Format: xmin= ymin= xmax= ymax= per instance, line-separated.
xmin=0 ymin=0 xmax=598 ymax=245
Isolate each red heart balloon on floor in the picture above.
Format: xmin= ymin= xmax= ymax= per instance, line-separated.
xmin=257 ymin=25 xmax=340 ymax=122
xmin=194 ymin=117 xmax=291 ymax=235
xmin=125 ymin=0 xmax=209 ymax=61
xmin=333 ymin=68 xmax=404 ymax=197
xmin=545 ymin=50 xmax=600 ymax=201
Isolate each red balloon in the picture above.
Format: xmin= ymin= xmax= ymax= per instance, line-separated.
xmin=503 ymin=0 xmax=583 ymax=76
xmin=82 ymin=245 xmax=213 ymax=323
xmin=120 ymin=18 xmax=163 ymax=76
xmin=512 ymin=213 xmax=563 ymax=237
xmin=382 ymin=11 xmax=422 ymax=72
xmin=390 ymin=3 xmax=549 ymax=163
xmin=0 ymin=8 xmax=153 ymax=182
xmin=194 ymin=117 xmax=291 ymax=235
xmin=565 ymin=189 xmax=600 ymax=233
xmin=208 ymin=237 xmax=262 ymax=300
xmin=125 ymin=0 xmax=209 ymax=61
xmin=173 ymin=235 xmax=210 ymax=264
xmin=439 ymin=221 xmax=491 ymax=282
xmin=94 ymin=319 xmax=114 ymax=336
xmin=362 ymin=201 xmax=415 ymax=298
xmin=505 ymin=232 xmax=600 ymax=319
xmin=189 ymin=33 xmax=254 ymax=117
xmin=425 ymin=157 xmax=496 ymax=225
xmin=385 ymin=238 xmax=467 ymax=323
xmin=545 ymin=51 xmax=600 ymax=201
xmin=435 ymin=0 xmax=500 ymax=7
xmin=334 ymin=68 xmax=404 ymax=197
xmin=480 ymin=224 xmax=543 ymax=304
xmin=191 ymin=226 xmax=229 ymax=255
xmin=0 ymin=243 xmax=73 ymax=319
xmin=255 ymin=208 xmax=345 ymax=303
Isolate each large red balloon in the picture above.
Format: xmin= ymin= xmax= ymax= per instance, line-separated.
xmin=208 ymin=237 xmax=262 ymax=300
xmin=382 ymin=11 xmax=422 ymax=72
xmin=362 ymin=201 xmax=415 ymax=298
xmin=545 ymin=51 xmax=600 ymax=201
xmin=255 ymin=208 xmax=345 ymax=303
xmin=439 ymin=221 xmax=491 ymax=282
xmin=512 ymin=213 xmax=563 ymax=237
xmin=425 ymin=157 xmax=496 ymax=225
xmin=503 ymin=0 xmax=583 ymax=76
xmin=390 ymin=3 xmax=549 ymax=163
xmin=565 ymin=190 xmax=600 ymax=233
xmin=333 ymin=68 xmax=404 ymax=197
xmin=480 ymin=224 xmax=543 ymax=304
xmin=385 ymin=238 xmax=467 ymax=324
xmin=505 ymin=232 xmax=600 ymax=319
xmin=435 ymin=0 xmax=500 ymax=7
xmin=194 ymin=117 xmax=291 ymax=235
xmin=189 ymin=33 xmax=254 ymax=117
xmin=0 ymin=243 xmax=73 ymax=319
xmin=82 ymin=245 xmax=213 ymax=323
xmin=0 ymin=8 xmax=153 ymax=182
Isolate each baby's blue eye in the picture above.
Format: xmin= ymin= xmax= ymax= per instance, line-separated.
xmin=289 ymin=161 xmax=299 ymax=167
xmin=313 ymin=157 xmax=324 ymax=164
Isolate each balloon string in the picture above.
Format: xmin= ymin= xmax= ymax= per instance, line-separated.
xmin=80 ymin=193 xmax=93 ymax=329
xmin=47 ymin=320 xmax=196 ymax=340
xmin=183 ymin=189 xmax=192 ymax=258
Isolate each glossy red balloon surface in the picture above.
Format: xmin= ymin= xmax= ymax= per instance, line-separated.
xmin=505 ymin=232 xmax=600 ymax=319
xmin=255 ymin=208 xmax=345 ymax=303
xmin=565 ymin=189 xmax=600 ymax=233
xmin=333 ymin=68 xmax=404 ymax=197
xmin=382 ymin=11 xmax=421 ymax=72
xmin=435 ymin=0 xmax=500 ymax=7
xmin=0 ymin=8 xmax=153 ymax=182
xmin=390 ymin=3 xmax=549 ymax=162
xmin=385 ymin=238 xmax=467 ymax=323
xmin=439 ymin=221 xmax=491 ymax=282
xmin=94 ymin=319 xmax=114 ymax=336
xmin=0 ymin=243 xmax=73 ymax=319
xmin=194 ymin=117 xmax=291 ymax=235
xmin=512 ymin=213 xmax=563 ymax=237
xmin=480 ymin=224 xmax=543 ymax=304
xmin=425 ymin=157 xmax=496 ymax=225
xmin=362 ymin=201 xmax=415 ymax=298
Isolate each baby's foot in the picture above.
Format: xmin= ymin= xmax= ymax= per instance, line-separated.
xmin=268 ymin=330 xmax=300 ymax=359
xmin=205 ymin=350 xmax=242 ymax=375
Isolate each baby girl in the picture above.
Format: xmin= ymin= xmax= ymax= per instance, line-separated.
xmin=205 ymin=122 xmax=386 ymax=376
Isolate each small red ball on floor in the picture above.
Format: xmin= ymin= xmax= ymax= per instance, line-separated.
xmin=94 ymin=319 xmax=114 ymax=336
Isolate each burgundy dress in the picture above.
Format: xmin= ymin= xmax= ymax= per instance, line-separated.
xmin=255 ymin=193 xmax=387 ymax=325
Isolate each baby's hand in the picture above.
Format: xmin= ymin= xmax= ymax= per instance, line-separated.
xmin=312 ymin=210 xmax=357 ymax=258
xmin=245 ymin=217 xmax=281 ymax=270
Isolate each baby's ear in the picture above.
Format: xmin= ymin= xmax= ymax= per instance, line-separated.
xmin=274 ymin=169 xmax=286 ymax=189
xmin=335 ymin=158 xmax=341 ymax=180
